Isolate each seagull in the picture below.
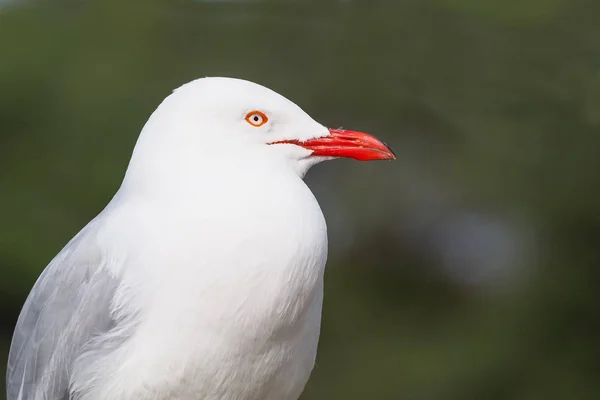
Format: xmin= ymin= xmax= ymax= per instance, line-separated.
xmin=6 ymin=77 xmax=395 ymax=400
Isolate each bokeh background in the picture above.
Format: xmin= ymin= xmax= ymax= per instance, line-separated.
xmin=1 ymin=0 xmax=600 ymax=399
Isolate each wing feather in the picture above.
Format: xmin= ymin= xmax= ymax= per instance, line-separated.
xmin=6 ymin=221 xmax=127 ymax=400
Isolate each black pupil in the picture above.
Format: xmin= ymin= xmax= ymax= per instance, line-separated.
xmin=253 ymin=115 xmax=260 ymax=121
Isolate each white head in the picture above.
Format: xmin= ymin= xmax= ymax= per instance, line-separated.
xmin=123 ymin=77 xmax=394 ymax=190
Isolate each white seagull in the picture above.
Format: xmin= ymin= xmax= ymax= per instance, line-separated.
xmin=6 ymin=77 xmax=395 ymax=400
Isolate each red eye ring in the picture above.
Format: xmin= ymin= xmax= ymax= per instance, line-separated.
xmin=245 ymin=111 xmax=268 ymax=127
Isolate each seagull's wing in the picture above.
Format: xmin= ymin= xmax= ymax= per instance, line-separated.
xmin=6 ymin=220 xmax=132 ymax=400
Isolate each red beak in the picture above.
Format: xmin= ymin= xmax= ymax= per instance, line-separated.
xmin=272 ymin=128 xmax=396 ymax=161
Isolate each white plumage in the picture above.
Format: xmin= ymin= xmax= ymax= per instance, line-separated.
xmin=6 ymin=77 xmax=394 ymax=400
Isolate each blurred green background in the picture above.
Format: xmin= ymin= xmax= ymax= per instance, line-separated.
xmin=1 ymin=0 xmax=600 ymax=399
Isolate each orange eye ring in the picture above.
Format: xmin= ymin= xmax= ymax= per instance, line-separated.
xmin=245 ymin=110 xmax=268 ymax=127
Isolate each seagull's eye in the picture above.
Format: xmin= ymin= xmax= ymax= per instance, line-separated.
xmin=245 ymin=111 xmax=268 ymax=127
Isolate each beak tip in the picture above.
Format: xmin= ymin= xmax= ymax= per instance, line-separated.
xmin=380 ymin=140 xmax=396 ymax=160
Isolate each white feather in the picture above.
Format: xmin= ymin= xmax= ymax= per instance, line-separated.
xmin=8 ymin=77 xmax=332 ymax=400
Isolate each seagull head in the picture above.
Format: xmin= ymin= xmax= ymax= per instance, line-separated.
xmin=125 ymin=77 xmax=395 ymax=188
